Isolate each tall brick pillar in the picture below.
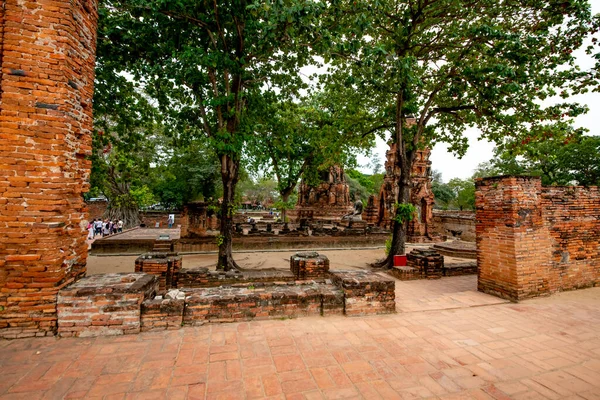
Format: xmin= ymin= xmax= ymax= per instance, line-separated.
xmin=0 ymin=0 xmax=98 ymax=338
xmin=475 ymin=176 xmax=552 ymax=301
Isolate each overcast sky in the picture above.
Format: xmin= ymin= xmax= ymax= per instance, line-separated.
xmin=357 ymin=3 xmax=600 ymax=182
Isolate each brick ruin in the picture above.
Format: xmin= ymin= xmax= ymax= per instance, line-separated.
xmin=2 ymin=1 xmax=600 ymax=341
xmin=0 ymin=0 xmax=98 ymax=339
xmin=179 ymin=201 xmax=218 ymax=237
xmin=55 ymin=252 xmax=396 ymax=337
xmin=476 ymin=176 xmax=600 ymax=301
xmin=294 ymin=165 xmax=352 ymax=222
xmin=377 ymin=142 xmax=435 ymax=241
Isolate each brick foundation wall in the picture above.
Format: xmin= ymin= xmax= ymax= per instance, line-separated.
xmin=0 ymin=1 xmax=99 ymax=339
xmin=407 ymin=249 xmax=444 ymax=279
xmin=140 ymin=298 xmax=184 ymax=332
xmin=51 ymin=268 xmax=394 ymax=336
xmin=431 ymin=210 xmax=476 ymax=241
xmin=183 ymin=283 xmax=341 ymax=325
xmin=476 ymin=176 xmax=600 ymax=301
xmin=177 ymin=268 xmax=294 ymax=288
xmin=57 ymin=273 xmax=157 ymax=337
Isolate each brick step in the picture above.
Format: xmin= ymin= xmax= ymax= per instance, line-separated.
xmin=178 ymin=268 xmax=295 ymax=288
xmin=432 ymin=243 xmax=477 ymax=259
xmin=183 ymin=283 xmax=344 ymax=325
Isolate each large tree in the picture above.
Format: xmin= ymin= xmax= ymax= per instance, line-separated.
xmin=324 ymin=0 xmax=596 ymax=267
xmin=100 ymin=0 xmax=327 ymax=269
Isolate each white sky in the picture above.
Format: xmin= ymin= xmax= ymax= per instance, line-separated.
xmin=357 ymin=3 xmax=600 ymax=182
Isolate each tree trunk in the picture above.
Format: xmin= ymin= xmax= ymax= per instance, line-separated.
xmin=217 ymin=154 xmax=240 ymax=271
xmin=281 ymin=192 xmax=290 ymax=224
xmin=104 ymin=205 xmax=140 ymax=228
xmin=373 ymin=91 xmax=414 ymax=269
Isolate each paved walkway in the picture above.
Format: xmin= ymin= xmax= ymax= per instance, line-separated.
xmin=395 ymin=276 xmax=509 ymax=312
xmin=1 ymin=285 xmax=599 ymax=399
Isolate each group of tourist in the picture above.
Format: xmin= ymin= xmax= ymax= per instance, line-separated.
xmin=87 ymin=218 xmax=123 ymax=240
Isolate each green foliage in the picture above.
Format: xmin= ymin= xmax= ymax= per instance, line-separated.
xmin=431 ymin=170 xmax=455 ymax=208
xmin=481 ymin=134 xmax=600 ymax=186
xmin=129 ymin=185 xmax=155 ymax=209
xmin=447 ymin=179 xmax=476 ymax=210
xmin=273 ymin=196 xmax=297 ymax=211
xmin=393 ymin=203 xmax=416 ymax=224
xmin=346 ymin=170 xmax=385 ymax=200
xmin=320 ymin=0 xmax=595 ymax=262
xmin=150 ymin=141 xmax=221 ymax=209
xmin=237 ymin=177 xmax=278 ymax=206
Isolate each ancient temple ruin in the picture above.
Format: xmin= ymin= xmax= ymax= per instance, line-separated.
xmin=294 ymin=165 xmax=352 ymax=222
xmin=377 ymin=143 xmax=435 ymax=241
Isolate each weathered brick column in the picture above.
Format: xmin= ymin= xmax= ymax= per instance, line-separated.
xmin=0 ymin=1 xmax=99 ymax=338
xmin=475 ymin=176 xmax=552 ymax=301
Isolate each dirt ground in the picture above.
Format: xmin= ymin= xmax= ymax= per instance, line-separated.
xmin=86 ymin=245 xmax=471 ymax=275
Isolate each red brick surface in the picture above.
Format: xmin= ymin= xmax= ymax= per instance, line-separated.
xmin=289 ymin=252 xmax=330 ymax=279
xmin=476 ymin=176 xmax=600 ymax=301
xmin=135 ymin=253 xmax=182 ymax=292
xmin=57 ymin=273 xmax=157 ymax=337
xmin=0 ymin=0 xmax=99 ymax=339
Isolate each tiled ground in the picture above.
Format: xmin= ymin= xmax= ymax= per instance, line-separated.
xmin=395 ymin=276 xmax=509 ymax=312
xmin=1 ymin=285 xmax=599 ymax=400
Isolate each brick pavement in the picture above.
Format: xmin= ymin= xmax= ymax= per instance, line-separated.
xmin=0 ymin=280 xmax=599 ymax=399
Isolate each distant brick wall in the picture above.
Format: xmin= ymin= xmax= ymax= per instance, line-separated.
xmin=431 ymin=210 xmax=476 ymax=241
xmin=139 ymin=211 xmax=181 ymax=228
xmin=0 ymin=1 xmax=99 ymax=339
xmin=87 ymin=201 xmax=108 ymax=219
xmin=476 ymin=176 xmax=600 ymax=301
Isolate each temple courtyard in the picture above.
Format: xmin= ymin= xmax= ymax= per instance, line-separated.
xmin=1 ymin=273 xmax=598 ymax=399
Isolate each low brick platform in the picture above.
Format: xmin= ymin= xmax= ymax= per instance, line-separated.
xmin=183 ymin=283 xmax=343 ymax=325
xmin=388 ymin=260 xmax=477 ymax=281
xmin=57 ymin=273 xmax=157 ymax=338
xmin=177 ymin=268 xmax=294 ymax=288
xmin=290 ymin=251 xmax=330 ymax=279
xmin=407 ymin=248 xmax=444 ymax=279
xmin=135 ymin=253 xmax=182 ymax=292
xmin=433 ymin=241 xmax=477 ymax=259
xmin=330 ymin=271 xmax=395 ymax=316
xmin=388 ymin=266 xmax=422 ymax=281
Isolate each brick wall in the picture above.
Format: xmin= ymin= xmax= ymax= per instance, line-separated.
xmin=139 ymin=211 xmax=181 ymax=228
xmin=57 ymin=273 xmax=157 ymax=337
xmin=431 ymin=210 xmax=476 ymax=241
xmin=0 ymin=1 xmax=99 ymax=338
xmin=87 ymin=200 xmax=108 ymax=220
xmin=476 ymin=176 xmax=600 ymax=301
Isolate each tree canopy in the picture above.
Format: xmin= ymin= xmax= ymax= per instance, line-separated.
xmin=321 ymin=0 xmax=596 ymax=266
